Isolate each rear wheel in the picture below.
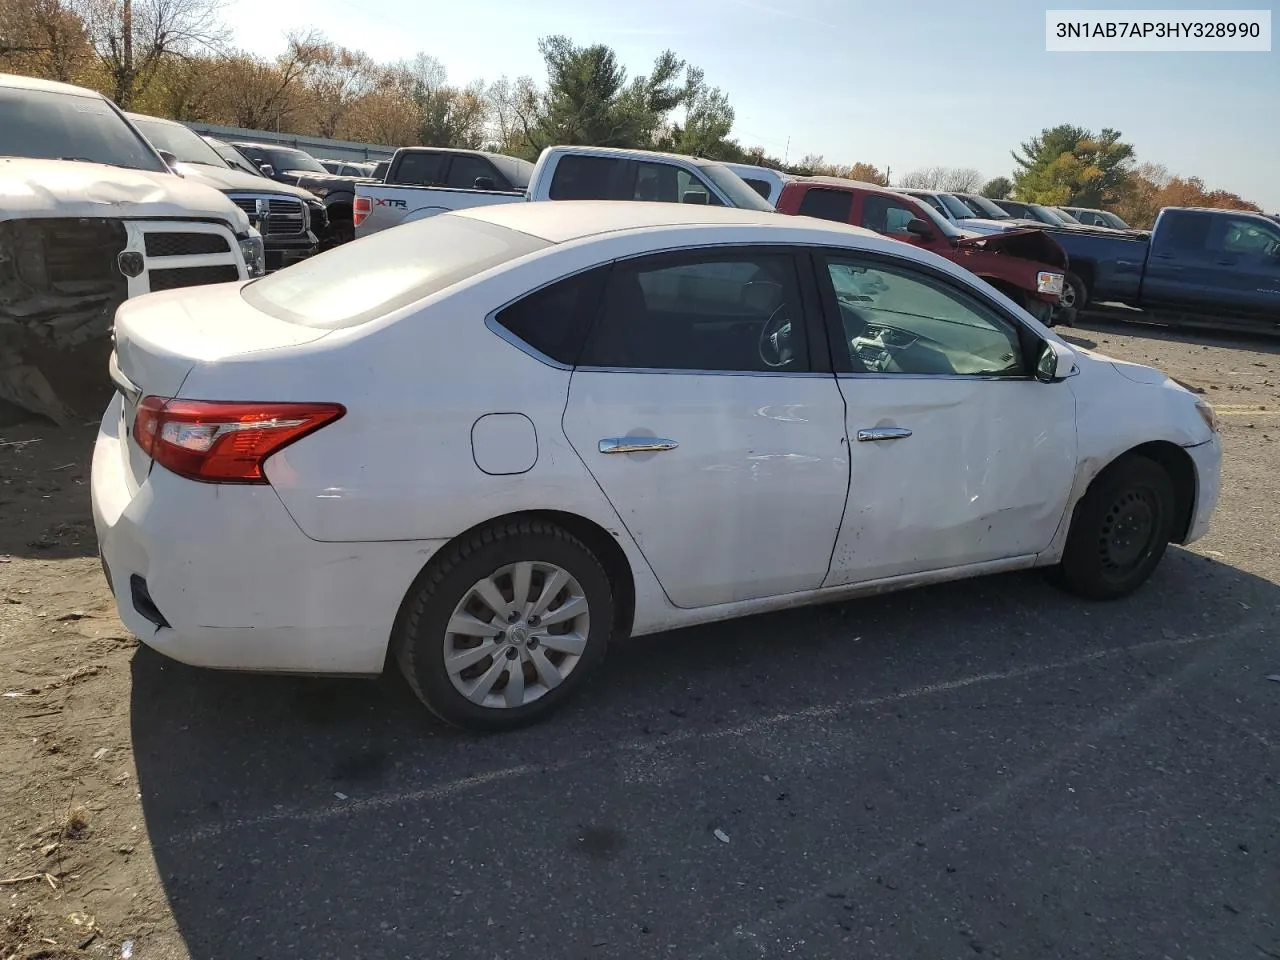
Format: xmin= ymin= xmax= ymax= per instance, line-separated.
xmin=393 ymin=519 xmax=614 ymax=730
xmin=1050 ymin=455 xmax=1175 ymax=600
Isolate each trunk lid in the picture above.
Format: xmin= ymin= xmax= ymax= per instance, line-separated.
xmin=110 ymin=283 xmax=332 ymax=489
xmin=955 ymin=227 xmax=1068 ymax=269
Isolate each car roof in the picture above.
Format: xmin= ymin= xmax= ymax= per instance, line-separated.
xmin=125 ymin=111 xmax=180 ymax=125
xmin=456 ymin=199 xmax=879 ymax=244
xmin=0 ymin=72 xmax=106 ymax=99
xmin=791 ymin=175 xmax=908 ymax=196
xmin=543 ymin=145 xmax=719 ymax=168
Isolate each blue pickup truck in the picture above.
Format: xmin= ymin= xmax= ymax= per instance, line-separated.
xmin=1048 ymin=207 xmax=1280 ymax=331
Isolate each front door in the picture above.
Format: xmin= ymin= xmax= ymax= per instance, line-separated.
xmin=561 ymin=247 xmax=850 ymax=609
xmin=813 ymin=251 xmax=1078 ymax=586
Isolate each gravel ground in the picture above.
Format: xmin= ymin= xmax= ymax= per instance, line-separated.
xmin=1 ymin=316 xmax=1277 ymax=960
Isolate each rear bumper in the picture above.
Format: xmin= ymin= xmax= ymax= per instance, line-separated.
xmin=91 ymin=395 xmax=446 ymax=675
xmin=1183 ymin=436 xmax=1222 ymax=544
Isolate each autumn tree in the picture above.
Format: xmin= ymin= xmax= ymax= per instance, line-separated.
xmin=896 ymin=166 xmax=983 ymax=192
xmin=0 ymin=0 xmax=89 ymax=81
xmin=71 ymin=0 xmax=227 ymax=107
xmin=847 ymin=162 xmax=889 ymax=185
xmin=1011 ymin=124 xmax=1134 ymax=207
xmin=1112 ymin=161 xmax=1261 ymax=228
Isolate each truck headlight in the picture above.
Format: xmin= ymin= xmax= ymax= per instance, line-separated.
xmin=239 ymin=233 xmax=266 ymax=277
xmin=1037 ymin=271 xmax=1065 ymax=296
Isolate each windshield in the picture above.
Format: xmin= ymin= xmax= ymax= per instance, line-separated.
xmin=702 ymin=163 xmax=777 ymax=211
xmin=0 ymin=86 xmax=166 ymax=172
xmin=131 ymin=116 xmax=227 ymax=167
xmin=940 ymin=194 xmax=978 ymax=219
xmin=263 ymin=148 xmax=327 ymax=174
xmin=207 ymin=139 xmax=262 ymax=176
xmin=1102 ymin=211 xmax=1131 ymax=229
xmin=913 ymin=198 xmax=962 ymax=238
xmin=1029 ymin=204 xmax=1067 ymax=226
xmin=242 ymin=215 xmax=549 ymax=329
xmin=1051 ymin=207 xmax=1082 ymax=224
xmin=960 ymin=195 xmax=1010 ymax=219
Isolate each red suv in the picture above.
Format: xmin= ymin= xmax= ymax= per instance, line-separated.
xmin=776 ymin=178 xmax=1072 ymax=325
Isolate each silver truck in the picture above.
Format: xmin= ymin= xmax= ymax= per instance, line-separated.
xmin=353 ymin=145 xmax=775 ymax=237
xmin=0 ymin=73 xmax=263 ymax=424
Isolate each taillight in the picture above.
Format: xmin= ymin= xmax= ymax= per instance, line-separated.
xmin=132 ymin=398 xmax=345 ymax=483
xmin=353 ymin=196 xmax=371 ymax=227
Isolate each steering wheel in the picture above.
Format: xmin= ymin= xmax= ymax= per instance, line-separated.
xmin=758 ymin=303 xmax=794 ymax=369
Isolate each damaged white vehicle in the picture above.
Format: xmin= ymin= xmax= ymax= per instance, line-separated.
xmin=0 ymin=73 xmax=264 ymax=424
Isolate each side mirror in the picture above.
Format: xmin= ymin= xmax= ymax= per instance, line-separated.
xmin=1036 ymin=339 xmax=1079 ymax=383
xmin=473 ymin=176 xmax=496 ymax=190
xmin=157 ymin=149 xmax=180 ymax=170
xmin=682 ymin=190 xmax=709 ymax=205
xmin=905 ymin=218 xmax=934 ymax=239
xmin=259 ymin=164 xmax=275 ymax=178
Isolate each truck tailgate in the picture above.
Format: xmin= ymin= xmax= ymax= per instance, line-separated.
xmin=355 ymin=183 xmax=525 ymax=237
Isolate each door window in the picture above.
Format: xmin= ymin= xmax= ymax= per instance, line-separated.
xmin=797 ymin=188 xmax=853 ymax=223
xmin=581 ymin=251 xmax=809 ymax=373
xmin=633 ymin=162 xmax=721 ymax=205
xmin=1216 ymin=217 xmax=1280 ymax=256
xmin=860 ymin=195 xmax=923 ymax=235
xmin=548 ymin=154 xmax=624 ymax=200
xmin=446 ymin=154 xmax=501 ymax=189
xmin=824 ymin=258 xmax=1024 ymax=377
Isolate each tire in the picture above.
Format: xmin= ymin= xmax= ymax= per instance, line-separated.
xmin=1050 ymin=454 xmax=1176 ymax=600
xmin=1061 ymin=273 xmax=1088 ymax=313
xmin=1021 ymin=293 xmax=1055 ymax=327
xmin=393 ymin=519 xmax=614 ymax=731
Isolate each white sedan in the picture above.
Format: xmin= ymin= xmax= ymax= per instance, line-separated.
xmin=92 ymin=202 xmax=1222 ymax=730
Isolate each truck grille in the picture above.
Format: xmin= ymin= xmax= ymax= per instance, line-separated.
xmin=148 ymin=265 xmax=241 ymax=291
xmin=144 ymin=232 xmax=231 ymax=257
xmin=228 ymin=194 xmax=307 ymax=238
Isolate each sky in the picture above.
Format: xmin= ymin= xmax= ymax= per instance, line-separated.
xmin=221 ymin=0 xmax=1280 ymax=212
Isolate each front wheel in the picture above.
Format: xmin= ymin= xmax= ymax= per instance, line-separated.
xmin=1061 ymin=273 xmax=1088 ymax=313
xmin=393 ymin=519 xmax=614 ymax=730
xmin=1050 ymin=455 xmax=1176 ymax=600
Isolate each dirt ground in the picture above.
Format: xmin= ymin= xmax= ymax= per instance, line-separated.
xmin=1 ymin=316 xmax=1278 ymax=960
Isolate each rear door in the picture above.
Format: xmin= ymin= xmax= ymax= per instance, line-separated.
xmin=561 ymin=245 xmax=850 ymax=608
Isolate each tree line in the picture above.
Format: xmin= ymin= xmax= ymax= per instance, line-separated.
xmin=1 ymin=0 xmax=1264 ymax=227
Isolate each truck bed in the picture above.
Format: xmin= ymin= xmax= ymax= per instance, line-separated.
xmin=354 ymin=182 xmax=525 ymax=237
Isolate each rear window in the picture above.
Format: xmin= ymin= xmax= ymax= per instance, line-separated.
xmin=390 ymin=151 xmax=444 ymax=185
xmin=241 ymin=215 xmax=550 ymax=329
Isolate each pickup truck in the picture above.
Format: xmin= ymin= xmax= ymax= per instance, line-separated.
xmin=776 ymin=177 xmax=1070 ymax=325
xmin=231 ymin=141 xmax=377 ymax=245
xmin=1046 ymin=206 xmax=1280 ymax=331
xmin=0 ymin=73 xmax=261 ymax=424
xmin=353 ymin=147 xmax=533 ymax=238
xmin=354 ymin=144 xmax=775 ymax=237
xmin=128 ymin=112 xmax=323 ymax=271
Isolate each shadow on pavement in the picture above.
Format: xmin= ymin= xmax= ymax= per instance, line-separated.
xmin=131 ymin=548 xmax=1280 ymax=960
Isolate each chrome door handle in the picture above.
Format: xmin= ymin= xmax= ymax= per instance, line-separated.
xmin=856 ymin=427 xmax=912 ymax=442
xmin=598 ymin=437 xmax=679 ymax=454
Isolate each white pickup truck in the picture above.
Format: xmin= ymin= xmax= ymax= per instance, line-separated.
xmin=353 ymin=145 xmax=775 ymax=237
xmin=0 ymin=73 xmax=263 ymax=424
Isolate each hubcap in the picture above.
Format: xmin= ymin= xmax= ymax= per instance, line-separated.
xmin=443 ymin=561 xmax=590 ymax=709
xmin=1098 ymin=488 xmax=1158 ymax=574
xmin=1061 ymin=284 xmax=1076 ymax=309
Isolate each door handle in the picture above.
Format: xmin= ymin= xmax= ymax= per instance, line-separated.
xmin=856 ymin=427 xmax=912 ymax=442
xmin=599 ymin=437 xmax=679 ymax=454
